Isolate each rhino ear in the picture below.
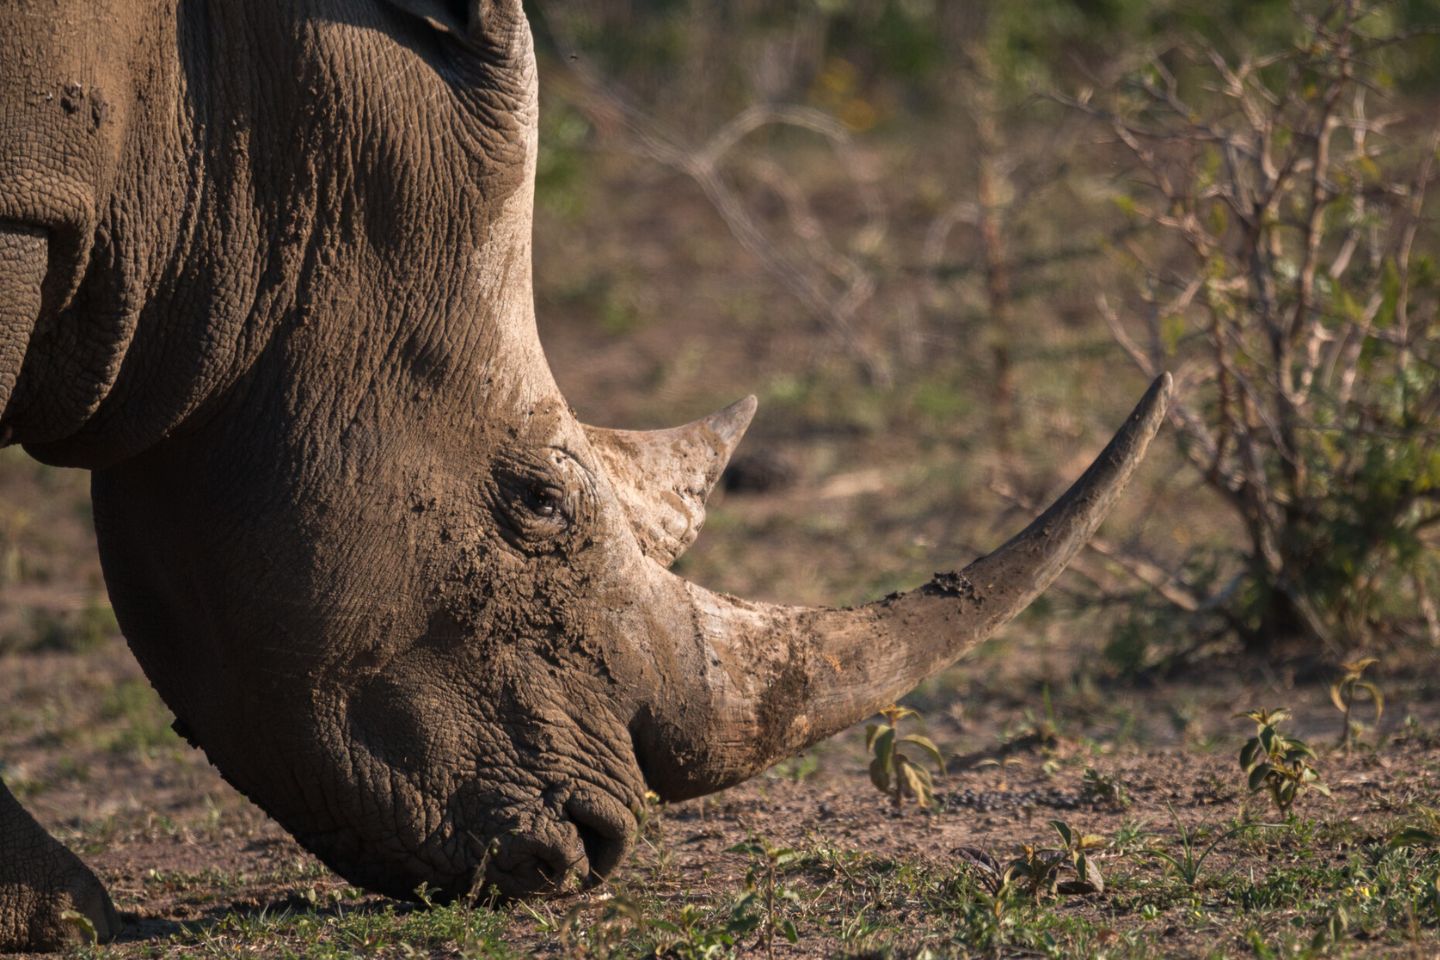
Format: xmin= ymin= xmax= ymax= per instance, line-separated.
xmin=383 ymin=0 xmax=526 ymax=55
xmin=585 ymin=396 xmax=758 ymax=567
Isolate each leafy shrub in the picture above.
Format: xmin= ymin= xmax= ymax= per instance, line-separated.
xmin=1086 ymin=1 xmax=1440 ymax=653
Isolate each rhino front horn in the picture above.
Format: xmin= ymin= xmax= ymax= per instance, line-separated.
xmin=635 ymin=374 xmax=1172 ymax=800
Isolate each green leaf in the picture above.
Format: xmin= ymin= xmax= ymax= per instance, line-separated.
xmin=869 ymin=755 xmax=891 ymax=793
xmin=1051 ymin=820 xmax=1074 ymax=848
xmin=865 ymin=723 xmax=887 ymax=751
xmin=873 ymin=727 xmax=896 ymax=771
xmin=899 ymin=734 xmax=946 ymax=772
xmin=1240 ymin=738 xmax=1261 ymax=770
xmin=901 ymin=759 xmax=932 ymax=806
xmin=57 ymin=910 xmax=98 ymax=946
xmin=1357 ymin=682 xmax=1384 ymax=721
xmin=1329 ymin=682 xmax=1348 ymax=713
xmin=1389 ymin=827 xmax=1440 ymax=848
xmin=1259 ymin=726 xmax=1277 ymax=755
xmin=782 ymin=919 xmax=799 ymax=944
xmin=1248 ymin=763 xmax=1274 ymax=792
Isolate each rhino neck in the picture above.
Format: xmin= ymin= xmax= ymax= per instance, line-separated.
xmin=14 ymin=2 xmax=544 ymax=471
xmin=2 ymin=0 xmax=251 ymax=469
xmin=0 ymin=0 xmax=178 ymax=460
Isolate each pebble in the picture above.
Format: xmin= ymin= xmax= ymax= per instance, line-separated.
xmin=937 ymin=788 xmax=1082 ymax=812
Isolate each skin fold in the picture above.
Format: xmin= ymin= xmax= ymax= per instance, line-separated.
xmin=0 ymin=1 xmax=1170 ymax=951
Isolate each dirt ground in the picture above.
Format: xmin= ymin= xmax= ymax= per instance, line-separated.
xmin=4 ymin=590 xmax=1440 ymax=957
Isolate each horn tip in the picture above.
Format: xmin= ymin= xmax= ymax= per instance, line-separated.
xmin=1133 ymin=372 xmax=1173 ymax=433
xmin=707 ymin=395 xmax=759 ymax=445
xmin=1150 ymin=371 xmax=1173 ymax=405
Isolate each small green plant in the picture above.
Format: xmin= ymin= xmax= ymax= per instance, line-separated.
xmin=1002 ymin=843 xmax=1063 ymax=902
xmin=1004 ymin=684 xmax=1063 ymax=752
xmin=646 ymin=903 xmax=745 ymax=960
xmin=1002 ymin=820 xmax=1105 ymax=900
xmin=1238 ymin=709 xmax=1329 ymax=815
xmin=1080 ymin=767 xmax=1131 ymax=809
xmin=1330 ymin=657 xmax=1384 ymax=751
xmin=1049 ymin=820 xmax=1105 ymax=896
xmin=727 ymin=838 xmax=802 ymax=960
xmin=866 ymin=705 xmax=945 ymax=809
xmin=944 ymin=856 xmax=1020 ymax=953
xmin=1145 ymin=804 xmax=1269 ymax=887
xmin=1110 ymin=819 xmax=1150 ymax=856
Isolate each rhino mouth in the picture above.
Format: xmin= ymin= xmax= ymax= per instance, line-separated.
xmin=460 ymin=796 xmax=632 ymax=899
xmin=284 ymin=783 xmax=634 ymax=904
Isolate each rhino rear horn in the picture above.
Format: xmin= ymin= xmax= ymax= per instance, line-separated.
xmin=584 ymin=396 xmax=757 ymax=566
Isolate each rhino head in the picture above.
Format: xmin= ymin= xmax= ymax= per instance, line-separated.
xmin=0 ymin=1 xmax=1170 ymax=900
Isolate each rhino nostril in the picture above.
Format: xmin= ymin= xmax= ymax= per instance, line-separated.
xmin=566 ymin=802 xmax=629 ymax=884
xmin=573 ymin=820 xmax=610 ymax=884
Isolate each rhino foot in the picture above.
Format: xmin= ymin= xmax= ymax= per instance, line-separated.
xmin=1 ymin=782 xmax=121 ymax=952
xmin=0 ymin=843 xmax=120 ymax=952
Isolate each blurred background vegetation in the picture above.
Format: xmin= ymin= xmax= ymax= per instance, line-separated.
xmin=521 ymin=0 xmax=1440 ymax=677
xmin=1 ymin=0 xmax=1436 ymax=683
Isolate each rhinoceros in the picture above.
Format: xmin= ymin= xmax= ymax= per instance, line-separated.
xmin=0 ymin=0 xmax=1170 ymax=950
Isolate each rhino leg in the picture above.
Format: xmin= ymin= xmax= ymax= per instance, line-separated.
xmin=0 ymin=777 xmax=120 ymax=952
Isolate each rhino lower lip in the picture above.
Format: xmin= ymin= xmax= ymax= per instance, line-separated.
xmin=453 ymin=796 xmax=630 ymax=898
xmin=461 ymin=832 xmax=576 ymax=898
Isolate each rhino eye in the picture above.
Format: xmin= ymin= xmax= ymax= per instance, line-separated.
xmin=489 ymin=454 xmax=589 ymax=553
xmin=520 ymin=480 xmax=564 ymax=519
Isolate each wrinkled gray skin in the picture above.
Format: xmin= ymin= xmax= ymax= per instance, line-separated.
xmin=0 ymin=0 xmax=1172 ymax=951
